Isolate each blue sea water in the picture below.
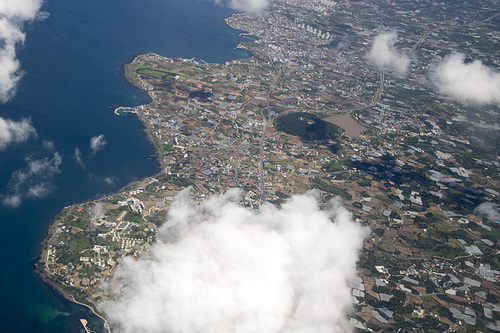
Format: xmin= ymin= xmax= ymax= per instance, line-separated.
xmin=0 ymin=0 xmax=248 ymax=331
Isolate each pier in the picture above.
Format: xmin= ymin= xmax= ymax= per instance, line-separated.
xmin=80 ymin=319 xmax=91 ymax=333
xmin=114 ymin=106 xmax=136 ymax=116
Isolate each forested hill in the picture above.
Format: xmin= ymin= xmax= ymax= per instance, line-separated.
xmin=275 ymin=112 xmax=343 ymax=141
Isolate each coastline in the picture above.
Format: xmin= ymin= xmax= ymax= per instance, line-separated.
xmin=35 ymin=53 xmax=203 ymax=332
xmin=34 ymin=55 xmax=165 ymax=332
xmin=35 ymin=26 xmax=256 ymax=333
xmin=34 ymin=260 xmax=111 ymax=331
xmin=35 ymin=263 xmax=76 ymax=304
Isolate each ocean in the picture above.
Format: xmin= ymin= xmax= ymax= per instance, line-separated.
xmin=0 ymin=0 xmax=248 ymax=331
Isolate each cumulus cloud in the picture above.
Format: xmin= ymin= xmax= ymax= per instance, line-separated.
xmin=102 ymin=188 xmax=368 ymax=333
xmin=431 ymin=52 xmax=500 ymax=105
xmin=214 ymin=0 xmax=270 ymax=13
xmin=0 ymin=0 xmax=45 ymax=103
xmin=474 ymin=202 xmax=500 ymax=222
xmin=366 ymin=29 xmax=410 ymax=75
xmin=0 ymin=116 xmax=36 ymax=150
xmin=90 ymin=134 xmax=106 ymax=154
xmin=2 ymin=152 xmax=61 ymax=207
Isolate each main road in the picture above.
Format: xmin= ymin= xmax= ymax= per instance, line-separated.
xmin=258 ymin=15 xmax=281 ymax=206
xmin=258 ymin=68 xmax=281 ymax=206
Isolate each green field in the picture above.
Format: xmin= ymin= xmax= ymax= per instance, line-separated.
xmin=129 ymin=61 xmax=190 ymax=80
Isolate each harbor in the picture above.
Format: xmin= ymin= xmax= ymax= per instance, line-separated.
xmin=113 ymin=106 xmax=136 ymax=116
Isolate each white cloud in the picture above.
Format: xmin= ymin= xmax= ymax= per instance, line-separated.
xmin=229 ymin=0 xmax=269 ymax=13
xmin=102 ymin=188 xmax=368 ymax=333
xmin=474 ymin=202 xmax=500 ymax=222
xmin=2 ymin=152 xmax=61 ymax=207
xmin=41 ymin=140 xmax=54 ymax=150
xmin=27 ymin=182 xmax=51 ymax=198
xmin=214 ymin=0 xmax=270 ymax=13
xmin=2 ymin=194 xmax=20 ymax=207
xmin=366 ymin=29 xmax=410 ymax=75
xmin=90 ymin=203 xmax=104 ymax=224
xmin=74 ymin=148 xmax=84 ymax=167
xmin=103 ymin=176 xmax=117 ymax=185
xmin=90 ymin=134 xmax=106 ymax=154
xmin=0 ymin=116 xmax=36 ymax=150
xmin=0 ymin=0 xmax=44 ymax=103
xmin=24 ymin=152 xmax=61 ymax=175
xmin=431 ymin=52 xmax=500 ymax=105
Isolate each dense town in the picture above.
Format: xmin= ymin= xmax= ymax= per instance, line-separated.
xmin=38 ymin=0 xmax=499 ymax=331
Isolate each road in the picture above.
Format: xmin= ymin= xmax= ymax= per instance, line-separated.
xmin=258 ymin=69 xmax=281 ymax=206
xmin=478 ymin=11 xmax=500 ymax=24
xmin=257 ymin=15 xmax=281 ymax=206
xmin=411 ymin=28 xmax=435 ymax=53
xmin=345 ymin=68 xmax=385 ymax=113
xmin=371 ymin=69 xmax=385 ymax=106
xmin=347 ymin=24 xmax=442 ymax=113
